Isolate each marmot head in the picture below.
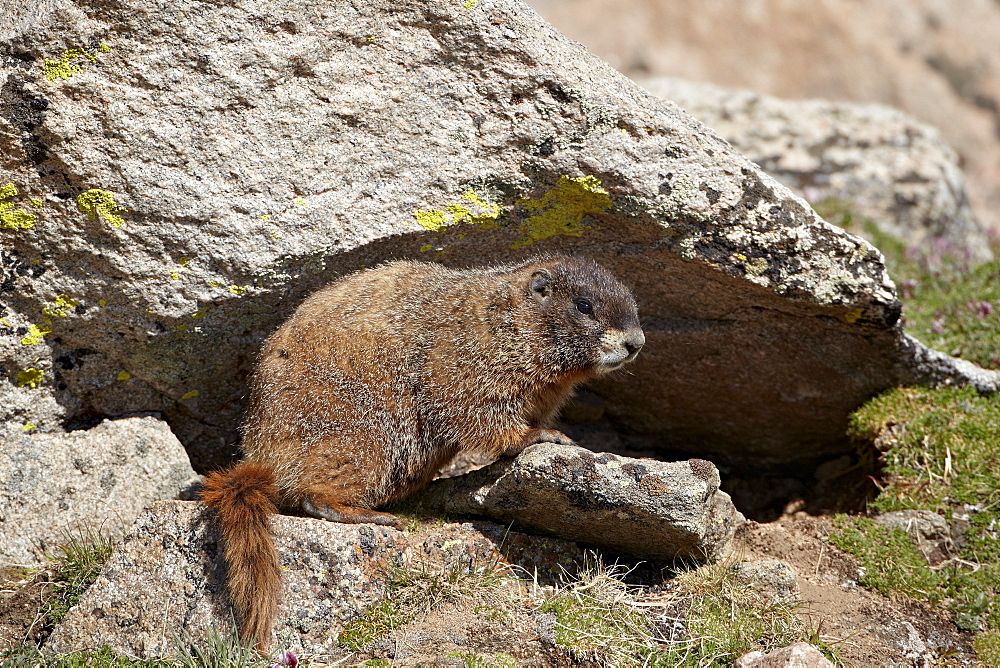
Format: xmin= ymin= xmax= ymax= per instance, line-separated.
xmin=526 ymin=255 xmax=644 ymax=374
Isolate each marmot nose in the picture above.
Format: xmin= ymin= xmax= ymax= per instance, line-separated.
xmin=623 ymin=329 xmax=645 ymax=356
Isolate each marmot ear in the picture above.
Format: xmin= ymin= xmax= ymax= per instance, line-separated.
xmin=530 ymin=268 xmax=552 ymax=304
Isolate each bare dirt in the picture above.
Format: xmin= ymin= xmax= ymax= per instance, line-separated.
xmin=740 ymin=514 xmax=974 ymax=667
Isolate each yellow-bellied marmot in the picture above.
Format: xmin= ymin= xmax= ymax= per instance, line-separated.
xmin=201 ymin=254 xmax=644 ymax=650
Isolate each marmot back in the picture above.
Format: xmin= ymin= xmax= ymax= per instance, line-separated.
xmin=202 ymin=254 xmax=644 ymax=651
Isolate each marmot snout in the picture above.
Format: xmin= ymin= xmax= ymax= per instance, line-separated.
xmin=202 ymin=253 xmax=643 ymax=650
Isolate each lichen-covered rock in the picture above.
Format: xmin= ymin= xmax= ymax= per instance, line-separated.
xmin=43 ymin=500 xmax=408 ymax=657
xmin=641 ymin=77 xmax=992 ymax=263
xmin=0 ymin=416 xmax=196 ymax=565
xmin=410 ymin=444 xmax=744 ymax=561
xmin=2 ymin=0 xmax=997 ymax=471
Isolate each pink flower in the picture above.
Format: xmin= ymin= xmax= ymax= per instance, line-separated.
xmin=975 ymin=301 xmax=994 ymax=320
xmin=931 ymin=319 xmax=944 ymax=334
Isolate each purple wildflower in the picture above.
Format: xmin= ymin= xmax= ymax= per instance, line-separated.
xmin=272 ymin=651 xmax=298 ymax=668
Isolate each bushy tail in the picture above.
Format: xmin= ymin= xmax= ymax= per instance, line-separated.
xmin=201 ymin=461 xmax=281 ymax=652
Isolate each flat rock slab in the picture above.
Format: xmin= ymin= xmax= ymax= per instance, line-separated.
xmin=44 ymin=500 xmax=409 ymax=658
xmin=0 ymin=416 xmax=196 ymax=565
xmin=410 ymin=444 xmax=745 ymax=561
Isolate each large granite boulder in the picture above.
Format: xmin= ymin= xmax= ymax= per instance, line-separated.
xmin=2 ymin=0 xmax=997 ymax=472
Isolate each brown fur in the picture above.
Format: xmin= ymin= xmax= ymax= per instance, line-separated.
xmin=202 ymin=254 xmax=643 ymax=651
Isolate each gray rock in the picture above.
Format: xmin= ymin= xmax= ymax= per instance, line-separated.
xmin=874 ymin=510 xmax=950 ymax=541
xmin=641 ymin=77 xmax=993 ymax=263
xmin=43 ymin=500 xmax=407 ymax=657
xmin=874 ymin=509 xmax=953 ymax=565
xmin=730 ymin=559 xmax=800 ymax=605
xmin=2 ymin=0 xmax=997 ymax=472
xmin=0 ymin=416 xmax=196 ymax=565
xmin=734 ymin=642 xmax=834 ymax=668
xmin=409 ymin=444 xmax=744 ymax=561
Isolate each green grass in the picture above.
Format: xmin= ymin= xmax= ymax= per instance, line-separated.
xmin=814 ymin=200 xmax=1000 ymax=660
xmin=44 ymin=528 xmax=116 ymax=626
xmin=833 ymin=386 xmax=1000 ymax=649
xmin=0 ymin=645 xmax=173 ymax=667
xmin=815 ymin=198 xmax=1000 ymax=369
xmin=338 ymin=557 xmax=517 ymax=652
xmin=538 ymin=560 xmax=822 ymax=667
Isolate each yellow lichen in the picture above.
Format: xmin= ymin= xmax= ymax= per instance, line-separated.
xmin=116 ymin=370 xmax=131 ymax=381
xmin=41 ymin=294 xmax=80 ymax=318
xmin=173 ymin=324 xmax=188 ymax=332
xmin=16 ymin=368 xmax=44 ymax=388
xmin=419 ymin=244 xmax=433 ymax=252
xmin=30 ymin=198 xmax=43 ymax=208
xmin=463 ymin=0 xmax=476 ymax=7
xmin=0 ymin=183 xmax=37 ymax=231
xmin=179 ymin=257 xmax=189 ymax=267
xmin=843 ymin=308 xmax=865 ymax=324
xmin=42 ymin=44 xmax=109 ymax=81
xmin=261 ymin=214 xmax=271 ymax=220
xmin=744 ymin=258 xmax=768 ymax=277
xmin=98 ymin=299 xmax=107 ymax=307
xmin=512 ymin=175 xmax=611 ymax=249
xmin=294 ymin=197 xmax=307 ymax=206
xmin=414 ymin=190 xmax=501 ymax=232
xmin=170 ymin=269 xmax=180 ymax=281
xmin=191 ymin=306 xmax=209 ymax=319
xmin=21 ymin=324 xmax=51 ymax=345
xmin=22 ymin=422 xmax=36 ymax=432
xmin=180 ymin=389 xmax=200 ymax=400
xmin=77 ymin=189 xmax=127 ymax=228
xmin=228 ymin=285 xmax=249 ymax=295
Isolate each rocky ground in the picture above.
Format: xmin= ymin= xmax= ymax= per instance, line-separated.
xmin=0 ymin=506 xmax=979 ymax=666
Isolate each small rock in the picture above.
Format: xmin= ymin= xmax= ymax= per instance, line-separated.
xmin=734 ymin=642 xmax=834 ymax=667
xmin=874 ymin=510 xmax=950 ymax=541
xmin=730 ymin=559 xmax=800 ymax=604
xmin=409 ymin=444 xmax=744 ymax=561
xmin=874 ymin=510 xmax=953 ymax=565
xmin=0 ymin=416 xmax=197 ymax=565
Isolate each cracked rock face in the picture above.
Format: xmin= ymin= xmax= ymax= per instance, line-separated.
xmin=2 ymin=0 xmax=997 ymax=470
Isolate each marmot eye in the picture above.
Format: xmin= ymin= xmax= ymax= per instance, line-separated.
xmin=575 ymin=299 xmax=593 ymax=315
